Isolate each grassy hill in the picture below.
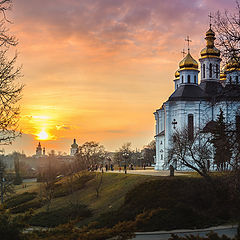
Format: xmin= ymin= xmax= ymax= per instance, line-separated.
xmin=5 ymin=171 xmax=240 ymax=231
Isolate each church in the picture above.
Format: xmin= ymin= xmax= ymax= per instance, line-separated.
xmin=154 ymin=25 xmax=240 ymax=170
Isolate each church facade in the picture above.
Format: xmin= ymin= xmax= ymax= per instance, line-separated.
xmin=154 ymin=26 xmax=240 ymax=170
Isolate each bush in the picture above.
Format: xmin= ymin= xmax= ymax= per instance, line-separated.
xmin=29 ymin=203 xmax=92 ymax=227
xmin=5 ymin=192 xmax=37 ymax=209
xmin=96 ymin=176 xmax=240 ymax=231
xmin=53 ymin=172 xmax=95 ymax=198
xmin=10 ymin=199 xmax=45 ymax=214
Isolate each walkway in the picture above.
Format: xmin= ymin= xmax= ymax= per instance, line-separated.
xmin=105 ymin=169 xmax=189 ymax=177
xmin=133 ymin=225 xmax=238 ymax=240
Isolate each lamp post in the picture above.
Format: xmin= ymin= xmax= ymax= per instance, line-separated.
xmin=122 ymin=152 xmax=129 ymax=174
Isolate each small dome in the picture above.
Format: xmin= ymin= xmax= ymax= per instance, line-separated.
xmin=200 ymin=27 xmax=220 ymax=59
xmin=225 ymin=57 xmax=240 ymax=71
xmin=179 ymin=53 xmax=198 ymax=70
xmin=220 ymin=72 xmax=226 ymax=81
xmin=71 ymin=139 xmax=78 ymax=148
xmin=200 ymin=47 xmax=220 ymax=58
xmin=175 ymin=69 xmax=180 ymax=79
xmin=206 ymin=28 xmax=215 ymax=37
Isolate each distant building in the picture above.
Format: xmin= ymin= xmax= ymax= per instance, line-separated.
xmin=35 ymin=142 xmax=46 ymax=158
xmin=70 ymin=139 xmax=78 ymax=156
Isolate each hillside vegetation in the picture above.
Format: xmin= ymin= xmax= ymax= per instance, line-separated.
xmin=4 ymin=172 xmax=240 ymax=232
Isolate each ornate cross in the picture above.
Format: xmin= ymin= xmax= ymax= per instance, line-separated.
xmin=185 ymin=36 xmax=192 ymax=53
xmin=208 ymin=12 xmax=213 ymax=28
xmin=172 ymin=119 xmax=177 ymax=129
xmin=181 ymin=48 xmax=186 ymax=57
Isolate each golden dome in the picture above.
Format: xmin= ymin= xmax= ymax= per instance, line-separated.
xmin=220 ymin=72 xmax=226 ymax=81
xmin=225 ymin=57 xmax=240 ymax=71
xmin=200 ymin=27 xmax=220 ymax=59
xmin=200 ymin=47 xmax=220 ymax=58
xmin=179 ymin=53 xmax=198 ymax=70
xmin=206 ymin=28 xmax=215 ymax=37
xmin=175 ymin=69 xmax=180 ymax=79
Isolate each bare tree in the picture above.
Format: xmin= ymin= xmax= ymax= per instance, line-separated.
xmin=113 ymin=142 xmax=134 ymax=166
xmin=0 ymin=0 xmax=23 ymax=145
xmin=142 ymin=140 xmax=156 ymax=166
xmin=214 ymin=1 xmax=240 ymax=64
xmin=0 ymin=159 xmax=14 ymax=204
xmin=74 ymin=141 xmax=106 ymax=171
xmin=168 ymin=128 xmax=212 ymax=181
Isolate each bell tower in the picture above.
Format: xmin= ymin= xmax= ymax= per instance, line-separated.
xmin=199 ymin=21 xmax=221 ymax=82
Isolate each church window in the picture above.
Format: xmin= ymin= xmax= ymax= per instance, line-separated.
xmin=216 ymin=64 xmax=219 ymax=78
xmin=203 ymin=64 xmax=205 ymax=78
xmin=194 ymin=75 xmax=197 ymax=84
xmin=181 ymin=76 xmax=184 ymax=83
xmin=187 ymin=75 xmax=190 ymax=83
xmin=230 ymin=76 xmax=232 ymax=84
xmin=160 ymin=141 xmax=162 ymax=145
xmin=188 ymin=114 xmax=194 ymax=141
xmin=209 ymin=63 xmax=212 ymax=78
xmin=236 ymin=76 xmax=239 ymax=84
xmin=161 ymin=154 xmax=163 ymax=160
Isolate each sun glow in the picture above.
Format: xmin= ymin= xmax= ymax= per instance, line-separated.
xmin=37 ymin=129 xmax=49 ymax=140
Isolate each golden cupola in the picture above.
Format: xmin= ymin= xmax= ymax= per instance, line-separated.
xmin=175 ymin=69 xmax=180 ymax=79
xmin=179 ymin=53 xmax=198 ymax=70
xmin=225 ymin=57 xmax=240 ymax=72
xmin=200 ymin=27 xmax=220 ymax=59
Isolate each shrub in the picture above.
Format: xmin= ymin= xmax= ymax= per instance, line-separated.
xmin=10 ymin=199 xmax=45 ymax=214
xmin=5 ymin=192 xmax=37 ymax=209
xmin=96 ymin=176 xmax=240 ymax=231
xmin=29 ymin=203 xmax=92 ymax=227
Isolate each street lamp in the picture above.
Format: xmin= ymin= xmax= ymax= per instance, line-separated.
xmin=122 ymin=152 xmax=129 ymax=174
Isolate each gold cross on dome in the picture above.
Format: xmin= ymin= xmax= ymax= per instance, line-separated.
xmin=208 ymin=12 xmax=213 ymax=28
xmin=181 ymin=49 xmax=186 ymax=57
xmin=185 ymin=36 xmax=192 ymax=53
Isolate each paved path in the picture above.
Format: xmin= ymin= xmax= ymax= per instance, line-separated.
xmin=105 ymin=169 xmax=189 ymax=177
xmin=132 ymin=225 xmax=238 ymax=239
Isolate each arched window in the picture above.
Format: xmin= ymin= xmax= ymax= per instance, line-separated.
xmin=230 ymin=76 xmax=232 ymax=84
xmin=187 ymin=75 xmax=190 ymax=83
xmin=216 ymin=64 xmax=219 ymax=78
xmin=194 ymin=75 xmax=197 ymax=84
xmin=236 ymin=76 xmax=239 ymax=84
xmin=209 ymin=63 xmax=212 ymax=78
xmin=181 ymin=76 xmax=184 ymax=83
xmin=203 ymin=64 xmax=205 ymax=78
xmin=188 ymin=114 xmax=194 ymax=141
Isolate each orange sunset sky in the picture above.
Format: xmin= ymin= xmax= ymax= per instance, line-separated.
xmin=3 ymin=0 xmax=236 ymax=155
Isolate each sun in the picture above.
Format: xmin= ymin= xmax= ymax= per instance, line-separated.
xmin=37 ymin=129 xmax=49 ymax=140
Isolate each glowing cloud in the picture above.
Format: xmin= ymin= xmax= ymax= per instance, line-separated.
xmin=37 ymin=129 xmax=49 ymax=140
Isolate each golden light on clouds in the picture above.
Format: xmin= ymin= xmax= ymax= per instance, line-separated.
xmin=37 ymin=129 xmax=49 ymax=140
xmin=2 ymin=0 xmax=234 ymax=155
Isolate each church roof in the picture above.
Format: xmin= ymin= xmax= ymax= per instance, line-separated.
xmin=168 ymin=85 xmax=208 ymax=101
xmin=199 ymin=81 xmax=223 ymax=96
xmin=215 ymin=84 xmax=240 ymax=101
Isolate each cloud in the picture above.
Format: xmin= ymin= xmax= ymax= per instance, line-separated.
xmin=4 ymin=0 xmax=236 ymax=154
